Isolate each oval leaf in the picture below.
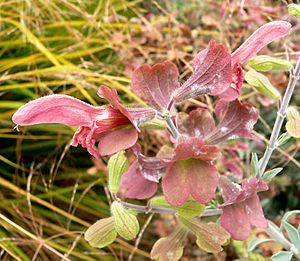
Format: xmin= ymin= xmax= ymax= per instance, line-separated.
xmin=108 ymin=151 xmax=128 ymax=193
xmin=84 ymin=217 xmax=117 ymax=248
xmin=111 ymin=201 xmax=139 ymax=240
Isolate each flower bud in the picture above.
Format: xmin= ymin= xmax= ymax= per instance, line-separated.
xmin=286 ymin=107 xmax=300 ymax=139
xmin=245 ymin=69 xmax=281 ymax=100
xmin=288 ymin=3 xmax=300 ymax=20
xmin=108 ymin=151 xmax=128 ymax=193
xmin=111 ymin=201 xmax=139 ymax=240
xmin=247 ymin=55 xmax=292 ymax=72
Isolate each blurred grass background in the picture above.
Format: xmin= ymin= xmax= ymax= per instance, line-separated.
xmin=1 ymin=0 xmax=300 ymax=260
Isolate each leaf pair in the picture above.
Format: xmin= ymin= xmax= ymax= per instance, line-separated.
xmin=85 ymin=201 xmax=139 ymax=248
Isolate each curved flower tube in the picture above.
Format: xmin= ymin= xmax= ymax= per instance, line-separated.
xmin=12 ymin=86 xmax=156 ymax=158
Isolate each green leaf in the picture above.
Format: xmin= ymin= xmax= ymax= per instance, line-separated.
xmin=245 ymin=69 xmax=281 ymax=100
xmin=286 ymin=107 xmax=300 ymax=139
xmin=288 ymin=3 xmax=300 ymax=20
xmin=262 ymin=168 xmax=283 ymax=183
xmin=277 ymin=132 xmax=291 ymax=147
xmin=149 ymin=196 xmax=205 ymax=218
xmin=281 ymin=221 xmax=300 ymax=250
xmin=282 ymin=210 xmax=300 ymax=226
xmin=84 ymin=217 xmax=117 ymax=248
xmin=247 ymin=55 xmax=292 ymax=72
xmin=180 ymin=217 xmax=230 ymax=253
xmin=248 ymin=238 xmax=274 ymax=252
xmin=108 ymin=151 xmax=128 ymax=193
xmin=271 ymin=251 xmax=293 ymax=261
xmin=111 ymin=201 xmax=139 ymax=240
xmin=250 ymin=152 xmax=259 ymax=177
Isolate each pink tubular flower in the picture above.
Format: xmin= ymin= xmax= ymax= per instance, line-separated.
xmin=120 ymin=145 xmax=165 ymax=199
xmin=220 ymin=20 xmax=291 ymax=100
xmin=12 ymin=86 xmax=156 ymax=158
xmin=219 ymin=176 xmax=269 ymax=240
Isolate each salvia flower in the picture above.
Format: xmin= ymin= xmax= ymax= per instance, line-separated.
xmin=12 ymin=86 xmax=156 ymax=158
xmin=220 ymin=20 xmax=291 ymax=100
xmin=219 ymin=176 xmax=269 ymax=240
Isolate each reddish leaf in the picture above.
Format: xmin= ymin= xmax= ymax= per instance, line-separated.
xmin=173 ymin=40 xmax=232 ymax=102
xmin=131 ymin=61 xmax=180 ymax=110
xmin=162 ymin=159 xmax=219 ymax=206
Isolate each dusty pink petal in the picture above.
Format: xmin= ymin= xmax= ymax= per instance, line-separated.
xmin=231 ymin=21 xmax=291 ymax=64
xmin=12 ymin=95 xmax=104 ymax=126
xmin=219 ymin=63 xmax=244 ymax=101
xmin=222 ymin=160 xmax=243 ymax=179
xmin=246 ymin=194 xmax=268 ymax=228
xmin=71 ymin=125 xmax=99 ymax=158
xmin=174 ymin=137 xmax=220 ymax=161
xmin=236 ymin=178 xmax=268 ymax=202
xmin=97 ymin=86 xmax=137 ymax=126
xmin=98 ymin=127 xmax=138 ymax=156
xmin=219 ymin=176 xmax=242 ymax=203
xmin=205 ymin=100 xmax=258 ymax=144
xmin=162 ymin=159 xmax=219 ymax=206
xmin=131 ymin=61 xmax=180 ymax=110
xmin=138 ymin=154 xmax=165 ymax=182
xmin=173 ymin=40 xmax=232 ymax=102
xmin=220 ymin=202 xmax=251 ymax=240
xmin=127 ymin=107 xmax=157 ymax=126
xmin=178 ymin=109 xmax=215 ymax=138
xmin=120 ymin=160 xmax=158 ymax=199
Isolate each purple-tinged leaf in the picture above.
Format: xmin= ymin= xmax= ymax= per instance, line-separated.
xmin=205 ymin=100 xmax=259 ymax=144
xmin=131 ymin=61 xmax=180 ymax=110
xmin=120 ymin=160 xmax=158 ymax=199
xmin=150 ymin=226 xmax=188 ymax=261
xmin=12 ymin=94 xmax=105 ymax=126
xmin=162 ymin=159 xmax=219 ymax=206
xmin=98 ymin=127 xmax=138 ymax=156
xmin=231 ymin=21 xmax=291 ymax=65
xmin=173 ymin=40 xmax=232 ymax=102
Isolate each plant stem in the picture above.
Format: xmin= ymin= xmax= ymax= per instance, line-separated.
xmin=265 ymin=221 xmax=300 ymax=259
xmin=165 ymin=116 xmax=181 ymax=140
xmin=259 ymin=56 xmax=300 ymax=174
xmin=120 ymin=200 xmax=222 ymax=217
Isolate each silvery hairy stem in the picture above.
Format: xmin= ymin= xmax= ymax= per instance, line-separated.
xmin=259 ymin=54 xmax=300 ymax=174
